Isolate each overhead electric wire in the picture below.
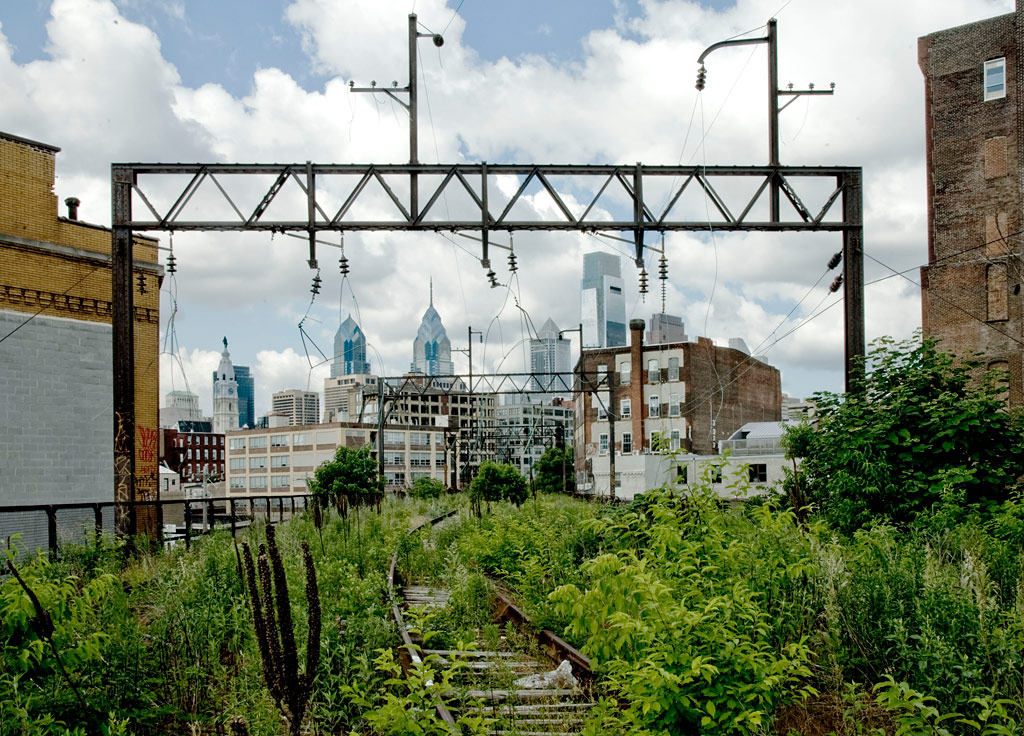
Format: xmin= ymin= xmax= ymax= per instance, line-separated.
xmin=865 ymin=251 xmax=1024 ymax=348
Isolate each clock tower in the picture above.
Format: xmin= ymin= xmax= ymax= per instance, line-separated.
xmin=213 ymin=337 xmax=240 ymax=435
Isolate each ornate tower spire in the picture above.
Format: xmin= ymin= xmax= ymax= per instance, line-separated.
xmin=429 ymin=276 xmax=433 ymax=306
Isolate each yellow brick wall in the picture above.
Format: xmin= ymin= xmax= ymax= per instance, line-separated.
xmin=0 ymin=133 xmax=161 ymax=510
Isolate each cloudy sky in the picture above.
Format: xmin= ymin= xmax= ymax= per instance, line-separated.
xmin=1 ymin=0 xmax=1011 ymax=417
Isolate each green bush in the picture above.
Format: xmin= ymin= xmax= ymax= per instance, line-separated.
xmin=409 ymin=476 xmax=444 ymax=499
xmin=785 ymin=334 xmax=1024 ymax=533
xmin=468 ymin=461 xmax=528 ymax=510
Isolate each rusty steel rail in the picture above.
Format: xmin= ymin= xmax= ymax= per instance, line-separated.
xmin=389 ymin=510 xmax=599 ymax=734
xmin=387 ymin=509 xmax=461 ymax=730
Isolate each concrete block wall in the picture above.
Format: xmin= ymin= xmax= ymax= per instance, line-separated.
xmin=0 ymin=310 xmax=115 ymax=552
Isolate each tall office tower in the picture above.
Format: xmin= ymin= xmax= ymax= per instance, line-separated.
xmin=271 ymin=389 xmax=321 ymax=426
xmin=331 ymin=314 xmax=372 ymax=376
xmin=212 ymin=337 xmax=240 ymax=435
xmin=530 ymin=318 xmax=572 ymax=392
xmin=581 ymin=251 xmax=626 ymax=348
xmin=411 ymin=282 xmax=455 ymax=376
xmin=647 ymin=313 xmax=687 ymax=345
xmin=234 ymin=365 xmax=255 ymax=428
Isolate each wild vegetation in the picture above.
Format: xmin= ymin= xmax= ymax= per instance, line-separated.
xmin=2 ymin=336 xmax=1022 ymax=734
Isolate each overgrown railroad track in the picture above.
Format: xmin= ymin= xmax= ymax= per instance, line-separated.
xmin=387 ymin=511 xmax=597 ymax=735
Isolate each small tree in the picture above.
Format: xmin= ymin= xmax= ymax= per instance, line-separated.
xmin=307 ymin=445 xmax=382 ymax=507
xmin=409 ymin=476 xmax=444 ymax=499
xmin=468 ymin=461 xmax=528 ymax=513
xmin=533 ymin=446 xmax=574 ymax=495
xmin=785 ymin=334 xmax=1024 ymax=533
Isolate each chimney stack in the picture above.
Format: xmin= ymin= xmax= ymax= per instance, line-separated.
xmin=629 ymin=319 xmax=645 ymax=453
xmin=64 ymin=197 xmax=80 ymax=220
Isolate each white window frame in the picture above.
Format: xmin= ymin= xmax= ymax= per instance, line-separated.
xmin=249 ymin=456 xmax=267 ymax=470
xmin=621 ymin=432 xmax=632 ymax=455
xmin=670 ymin=429 xmax=681 ymax=451
xmin=668 ymin=357 xmax=680 ymax=382
xmin=649 ymin=394 xmax=660 ymax=418
xmin=669 ymin=392 xmax=681 ymax=417
xmin=648 ymin=359 xmax=660 ymax=383
xmin=271 ymin=475 xmax=290 ymax=489
xmin=620 ymin=397 xmax=631 ymax=418
xmin=985 ymin=57 xmax=1007 ymax=101
xmin=619 ymin=360 xmax=631 ymax=385
xmin=599 ymin=433 xmax=609 ymax=455
xmin=597 ymin=393 xmax=608 ymax=420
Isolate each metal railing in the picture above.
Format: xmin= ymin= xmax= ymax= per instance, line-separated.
xmin=0 ymin=494 xmax=314 ymax=558
xmin=717 ymin=437 xmax=786 ymax=456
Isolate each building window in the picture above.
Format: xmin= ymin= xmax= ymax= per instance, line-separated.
xmin=711 ymin=466 xmax=723 ymax=484
xmin=649 ymin=394 xmax=660 ymax=418
xmin=410 ymin=432 xmax=430 ymax=446
xmin=229 ymin=437 xmax=245 ymax=450
xmin=599 ymin=433 xmax=609 ymax=454
xmin=748 ymin=464 xmax=768 ymax=484
xmin=650 ymin=431 xmax=664 ymax=452
xmin=229 ymin=477 xmax=246 ymax=489
xmin=383 ymin=431 xmax=404 ymax=446
xmin=597 ymin=393 xmax=608 ymax=420
xmin=621 ymin=432 xmax=632 ymax=454
xmin=292 ymin=433 xmax=310 ymax=446
xmin=229 ymin=458 xmax=245 ymax=471
xmin=271 ymin=475 xmax=290 ymax=489
xmin=250 ymin=436 xmax=267 ymax=449
xmin=270 ymin=434 xmax=288 ymax=448
xmin=250 ymin=456 xmax=267 ymax=470
xmin=669 ymin=392 xmax=681 ymax=417
xmin=668 ymin=357 xmax=680 ymax=381
xmin=984 ymin=58 xmax=1006 ymax=101
xmin=619 ymin=360 xmax=630 ymax=385
xmin=648 ymin=359 xmax=660 ymax=383
xmin=271 ymin=455 xmax=289 ymax=468
xmin=385 ymin=452 xmax=405 ymax=466
xmin=620 ymin=398 xmax=631 ymax=418
xmin=670 ymin=429 xmax=681 ymax=451
xmin=410 ymin=452 xmax=431 ymax=467
xmin=250 ymin=476 xmax=267 ymax=489
xmin=676 ymin=465 xmax=688 ymax=484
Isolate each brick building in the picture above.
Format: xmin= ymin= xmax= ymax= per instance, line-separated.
xmin=574 ymin=319 xmax=781 ymax=495
xmin=0 ymin=131 xmax=161 ymax=547
xmin=160 ymin=425 xmax=226 ymax=483
xmin=919 ymin=7 xmax=1024 ymax=405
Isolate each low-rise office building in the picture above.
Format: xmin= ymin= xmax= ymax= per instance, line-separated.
xmin=225 ymin=422 xmax=450 ymax=495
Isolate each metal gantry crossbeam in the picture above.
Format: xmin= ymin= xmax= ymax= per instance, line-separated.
xmin=122 ymin=161 xmax=857 ymax=236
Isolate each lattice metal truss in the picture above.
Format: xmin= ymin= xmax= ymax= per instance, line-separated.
xmin=109 ymin=161 xmax=864 ymax=534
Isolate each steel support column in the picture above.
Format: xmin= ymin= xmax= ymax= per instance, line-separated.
xmin=111 ymin=167 xmax=136 ymax=538
xmin=842 ymin=170 xmax=865 ymax=392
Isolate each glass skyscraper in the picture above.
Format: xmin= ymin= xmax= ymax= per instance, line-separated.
xmin=580 ymin=251 xmax=626 ymax=348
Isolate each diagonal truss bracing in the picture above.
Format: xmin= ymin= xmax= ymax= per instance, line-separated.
xmin=118 ymin=162 xmax=860 ymax=236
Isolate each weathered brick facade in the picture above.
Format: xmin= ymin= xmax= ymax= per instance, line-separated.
xmin=573 ymin=320 xmax=782 ymax=482
xmin=0 ymin=131 xmax=161 ymax=523
xmin=919 ymin=8 xmax=1024 ymax=406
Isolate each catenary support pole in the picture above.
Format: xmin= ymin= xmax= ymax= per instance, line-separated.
xmin=843 ymin=170 xmax=865 ymax=392
xmin=111 ymin=166 xmax=136 ymax=538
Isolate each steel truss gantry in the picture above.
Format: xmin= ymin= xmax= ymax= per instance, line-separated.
xmin=109 ymin=161 xmax=863 ymax=535
xmin=108 ymin=15 xmax=864 ymax=535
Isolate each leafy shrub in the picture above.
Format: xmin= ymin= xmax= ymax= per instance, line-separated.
xmin=409 ymin=477 xmax=444 ymax=499
xmin=785 ymin=334 xmax=1024 ymax=533
xmin=467 ymin=461 xmax=528 ymax=511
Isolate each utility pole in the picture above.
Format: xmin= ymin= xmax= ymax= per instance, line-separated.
xmin=697 ymin=18 xmax=834 ymax=222
xmin=350 ymin=14 xmax=444 ymax=220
